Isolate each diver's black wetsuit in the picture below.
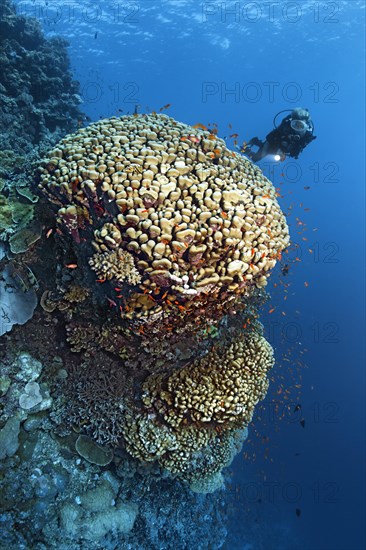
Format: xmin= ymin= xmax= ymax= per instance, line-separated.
xmin=265 ymin=115 xmax=316 ymax=159
xmin=244 ymin=110 xmax=317 ymax=162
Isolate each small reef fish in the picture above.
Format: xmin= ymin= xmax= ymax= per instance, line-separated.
xmin=181 ymin=135 xmax=200 ymax=144
xmin=159 ymin=104 xmax=171 ymax=112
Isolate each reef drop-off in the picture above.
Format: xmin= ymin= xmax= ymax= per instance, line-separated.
xmin=0 ymin=4 xmax=290 ymax=543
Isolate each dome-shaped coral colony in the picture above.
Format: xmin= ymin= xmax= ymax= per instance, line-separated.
xmin=37 ymin=113 xmax=289 ymax=484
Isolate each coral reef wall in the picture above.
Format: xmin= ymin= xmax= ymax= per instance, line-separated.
xmin=0 ymin=0 xmax=83 ymax=154
xmin=0 ymin=0 xmax=84 ymax=336
xmin=0 ymin=2 xmax=290 ymax=547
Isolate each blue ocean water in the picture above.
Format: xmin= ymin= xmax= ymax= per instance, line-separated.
xmin=10 ymin=1 xmax=366 ymax=548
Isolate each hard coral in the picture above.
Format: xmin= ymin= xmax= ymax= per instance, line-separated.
xmin=121 ymin=408 xmax=248 ymax=485
xmin=0 ymin=0 xmax=83 ymax=154
xmin=121 ymin=411 xmax=214 ymax=475
xmin=89 ymin=248 xmax=141 ymax=285
xmin=119 ymin=332 xmax=273 ymax=481
xmin=37 ymin=113 xmax=289 ymax=327
xmin=64 ymin=356 xmax=130 ymax=445
xmin=34 ymin=114 xmax=289 ymax=488
xmin=142 ymin=332 xmax=274 ymax=428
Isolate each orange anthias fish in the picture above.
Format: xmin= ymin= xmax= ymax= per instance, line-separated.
xmin=181 ymin=135 xmax=200 ymax=144
xmin=159 ymin=103 xmax=171 ymax=112
xmin=65 ymin=263 xmax=78 ymax=269
xmin=193 ymin=123 xmax=208 ymax=131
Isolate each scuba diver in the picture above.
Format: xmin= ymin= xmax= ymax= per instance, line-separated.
xmin=242 ymin=108 xmax=316 ymax=162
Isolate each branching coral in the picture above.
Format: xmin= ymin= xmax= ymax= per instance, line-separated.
xmin=89 ymin=248 xmax=141 ymax=285
xmin=64 ymin=357 xmax=130 ymax=446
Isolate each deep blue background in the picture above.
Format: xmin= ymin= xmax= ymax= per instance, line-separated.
xmin=15 ymin=1 xmax=366 ymax=548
